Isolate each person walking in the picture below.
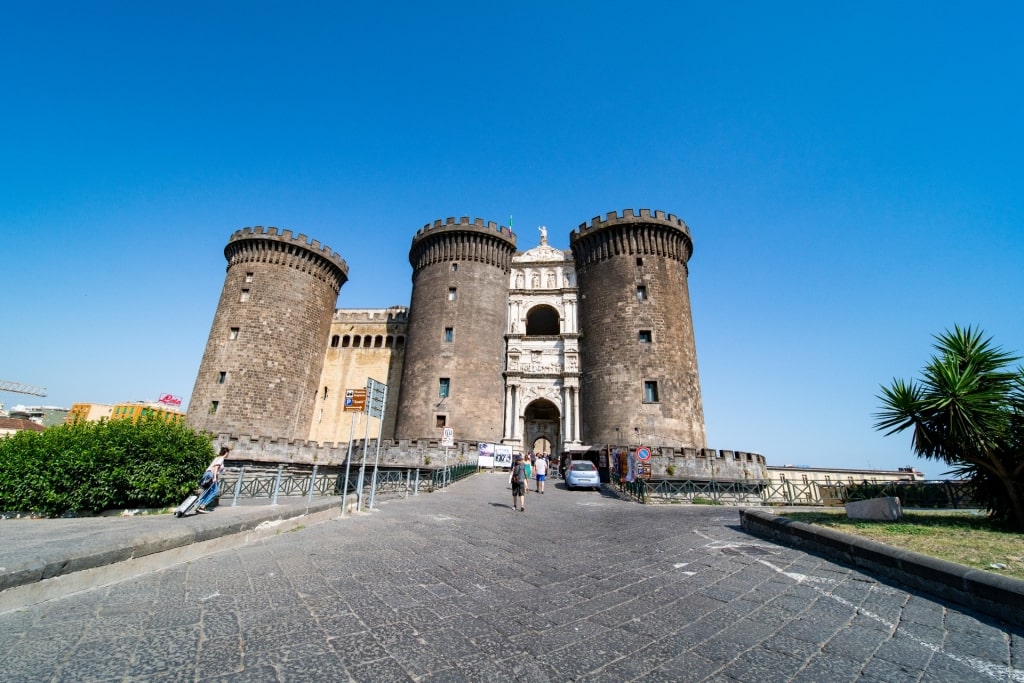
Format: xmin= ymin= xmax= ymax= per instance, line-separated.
xmin=510 ymin=454 xmax=526 ymax=511
xmin=197 ymin=446 xmax=230 ymax=512
xmin=534 ymin=453 xmax=548 ymax=493
xmin=523 ymin=455 xmax=533 ymax=494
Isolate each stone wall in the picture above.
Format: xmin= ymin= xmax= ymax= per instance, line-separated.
xmin=311 ymin=307 xmax=408 ymax=443
xmin=213 ymin=433 xmax=765 ymax=480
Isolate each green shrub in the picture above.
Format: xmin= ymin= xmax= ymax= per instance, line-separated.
xmin=0 ymin=416 xmax=214 ymax=516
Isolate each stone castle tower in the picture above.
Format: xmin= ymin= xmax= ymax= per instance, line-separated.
xmin=186 ymin=227 xmax=348 ymax=440
xmin=186 ymin=209 xmax=762 ymax=482
xmin=571 ymin=209 xmax=706 ymax=449
xmin=394 ymin=217 xmax=517 ymax=445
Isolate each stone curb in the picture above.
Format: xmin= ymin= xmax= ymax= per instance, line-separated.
xmin=0 ymin=498 xmax=344 ymax=613
xmin=739 ymin=508 xmax=1024 ymax=628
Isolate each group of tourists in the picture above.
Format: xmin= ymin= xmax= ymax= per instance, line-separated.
xmin=509 ymin=451 xmax=548 ymax=511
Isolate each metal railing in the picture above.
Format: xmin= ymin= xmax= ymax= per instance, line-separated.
xmin=609 ymin=478 xmax=979 ymax=508
xmin=216 ymin=462 xmax=476 ymax=509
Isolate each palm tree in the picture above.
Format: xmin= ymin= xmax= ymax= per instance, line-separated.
xmin=875 ymin=325 xmax=1024 ymax=529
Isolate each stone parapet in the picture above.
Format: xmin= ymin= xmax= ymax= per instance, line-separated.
xmin=740 ymin=508 xmax=1024 ymax=628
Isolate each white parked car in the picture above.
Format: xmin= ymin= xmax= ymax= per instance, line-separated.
xmin=565 ymin=460 xmax=601 ymax=490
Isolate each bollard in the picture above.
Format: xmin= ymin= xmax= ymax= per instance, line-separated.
xmin=271 ymin=464 xmax=283 ymax=505
xmin=231 ymin=466 xmax=245 ymax=507
xmin=307 ymin=465 xmax=318 ymax=504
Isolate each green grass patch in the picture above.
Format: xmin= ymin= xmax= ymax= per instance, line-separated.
xmin=779 ymin=510 xmax=1024 ymax=581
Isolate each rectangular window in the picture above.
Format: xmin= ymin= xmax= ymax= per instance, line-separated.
xmin=636 ymin=257 xmax=643 ymax=267
xmin=217 ymin=371 xmax=226 ymax=384
xmin=240 ymin=289 xmax=250 ymax=302
xmin=451 ymin=263 xmax=458 ymax=272
xmin=638 ymin=330 xmax=652 ymax=343
xmin=636 ymin=285 xmax=648 ymax=301
xmin=435 ymin=415 xmax=447 ymax=428
xmin=229 ymin=327 xmax=240 ymax=340
xmin=444 ymin=327 xmax=453 ymax=342
xmin=245 ymin=272 xmax=254 ymax=283
xmin=439 ymin=377 xmax=450 ymax=398
xmin=209 ymin=401 xmax=219 ymax=414
xmin=448 ymin=287 xmax=457 ymax=301
xmin=643 ymin=380 xmax=659 ymax=402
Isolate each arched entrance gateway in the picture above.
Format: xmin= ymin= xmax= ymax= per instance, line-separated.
xmin=523 ymin=398 xmax=559 ymax=456
xmin=502 ymin=229 xmax=583 ymax=456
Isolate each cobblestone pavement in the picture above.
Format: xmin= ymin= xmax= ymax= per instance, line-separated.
xmin=1 ymin=473 xmax=1021 ymax=682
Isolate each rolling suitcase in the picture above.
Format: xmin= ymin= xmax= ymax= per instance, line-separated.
xmin=174 ymin=479 xmax=212 ymax=518
xmin=173 ymin=493 xmax=200 ymax=518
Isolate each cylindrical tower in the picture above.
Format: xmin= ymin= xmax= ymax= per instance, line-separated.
xmin=186 ymin=227 xmax=348 ymax=440
xmin=394 ymin=217 xmax=516 ymax=444
xmin=570 ymin=209 xmax=706 ymax=448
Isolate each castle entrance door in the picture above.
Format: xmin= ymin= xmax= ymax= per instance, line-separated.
xmin=523 ymin=398 xmax=560 ymax=459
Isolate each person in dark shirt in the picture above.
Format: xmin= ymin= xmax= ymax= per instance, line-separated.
xmin=510 ymin=454 xmax=526 ymax=511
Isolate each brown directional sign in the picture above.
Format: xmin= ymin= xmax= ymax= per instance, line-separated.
xmin=344 ymin=389 xmax=367 ymax=412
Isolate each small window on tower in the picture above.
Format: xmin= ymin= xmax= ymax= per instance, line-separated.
xmin=240 ymin=289 xmax=250 ymax=302
xmin=330 ymin=335 xmax=340 ymax=348
xmin=209 ymin=401 xmax=219 ymax=414
xmin=245 ymin=272 xmax=254 ymax=283
xmin=636 ymin=285 xmax=648 ymax=301
xmin=638 ymin=330 xmax=652 ymax=343
xmin=229 ymin=328 xmax=240 ymax=340
xmin=448 ymin=287 xmax=457 ymax=301
xmin=636 ymin=257 xmax=643 ymax=267
xmin=217 ymin=371 xmax=226 ymax=384
xmin=444 ymin=327 xmax=453 ymax=342
xmin=436 ymin=415 xmax=447 ymax=428
xmin=439 ymin=377 xmax=450 ymax=398
xmin=643 ymin=380 xmax=659 ymax=403
xmin=451 ymin=263 xmax=458 ymax=272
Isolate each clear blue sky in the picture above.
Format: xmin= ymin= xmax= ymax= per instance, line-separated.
xmin=3 ymin=2 xmax=1022 ymax=475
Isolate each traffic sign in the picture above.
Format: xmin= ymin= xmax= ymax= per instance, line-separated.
xmin=635 ymin=446 xmax=651 ymax=461
xmin=441 ymin=427 xmax=454 ymax=447
xmin=344 ymin=388 xmax=367 ymax=412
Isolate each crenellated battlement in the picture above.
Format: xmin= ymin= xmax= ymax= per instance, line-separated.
xmin=228 ymin=225 xmax=349 ymax=275
xmin=331 ymin=307 xmax=409 ymax=323
xmin=569 ymin=207 xmax=694 ymax=267
xmin=411 ymin=216 xmax=516 ymax=246
xmin=573 ymin=208 xmax=689 ymax=236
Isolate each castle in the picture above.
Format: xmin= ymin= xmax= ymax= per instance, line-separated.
xmin=186 ymin=208 xmax=767 ymax=481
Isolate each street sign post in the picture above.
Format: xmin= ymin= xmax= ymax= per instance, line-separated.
xmin=344 ymin=389 xmax=367 ymax=412
xmin=364 ymin=378 xmax=389 ymax=509
xmin=440 ymin=427 xmax=454 ymax=486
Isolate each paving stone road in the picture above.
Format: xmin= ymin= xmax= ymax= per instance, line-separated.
xmin=1 ymin=472 xmax=1021 ymax=682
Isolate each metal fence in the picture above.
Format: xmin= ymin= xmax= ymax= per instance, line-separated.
xmin=612 ymin=478 xmax=979 ymax=508
xmin=216 ymin=462 xmax=478 ymax=509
